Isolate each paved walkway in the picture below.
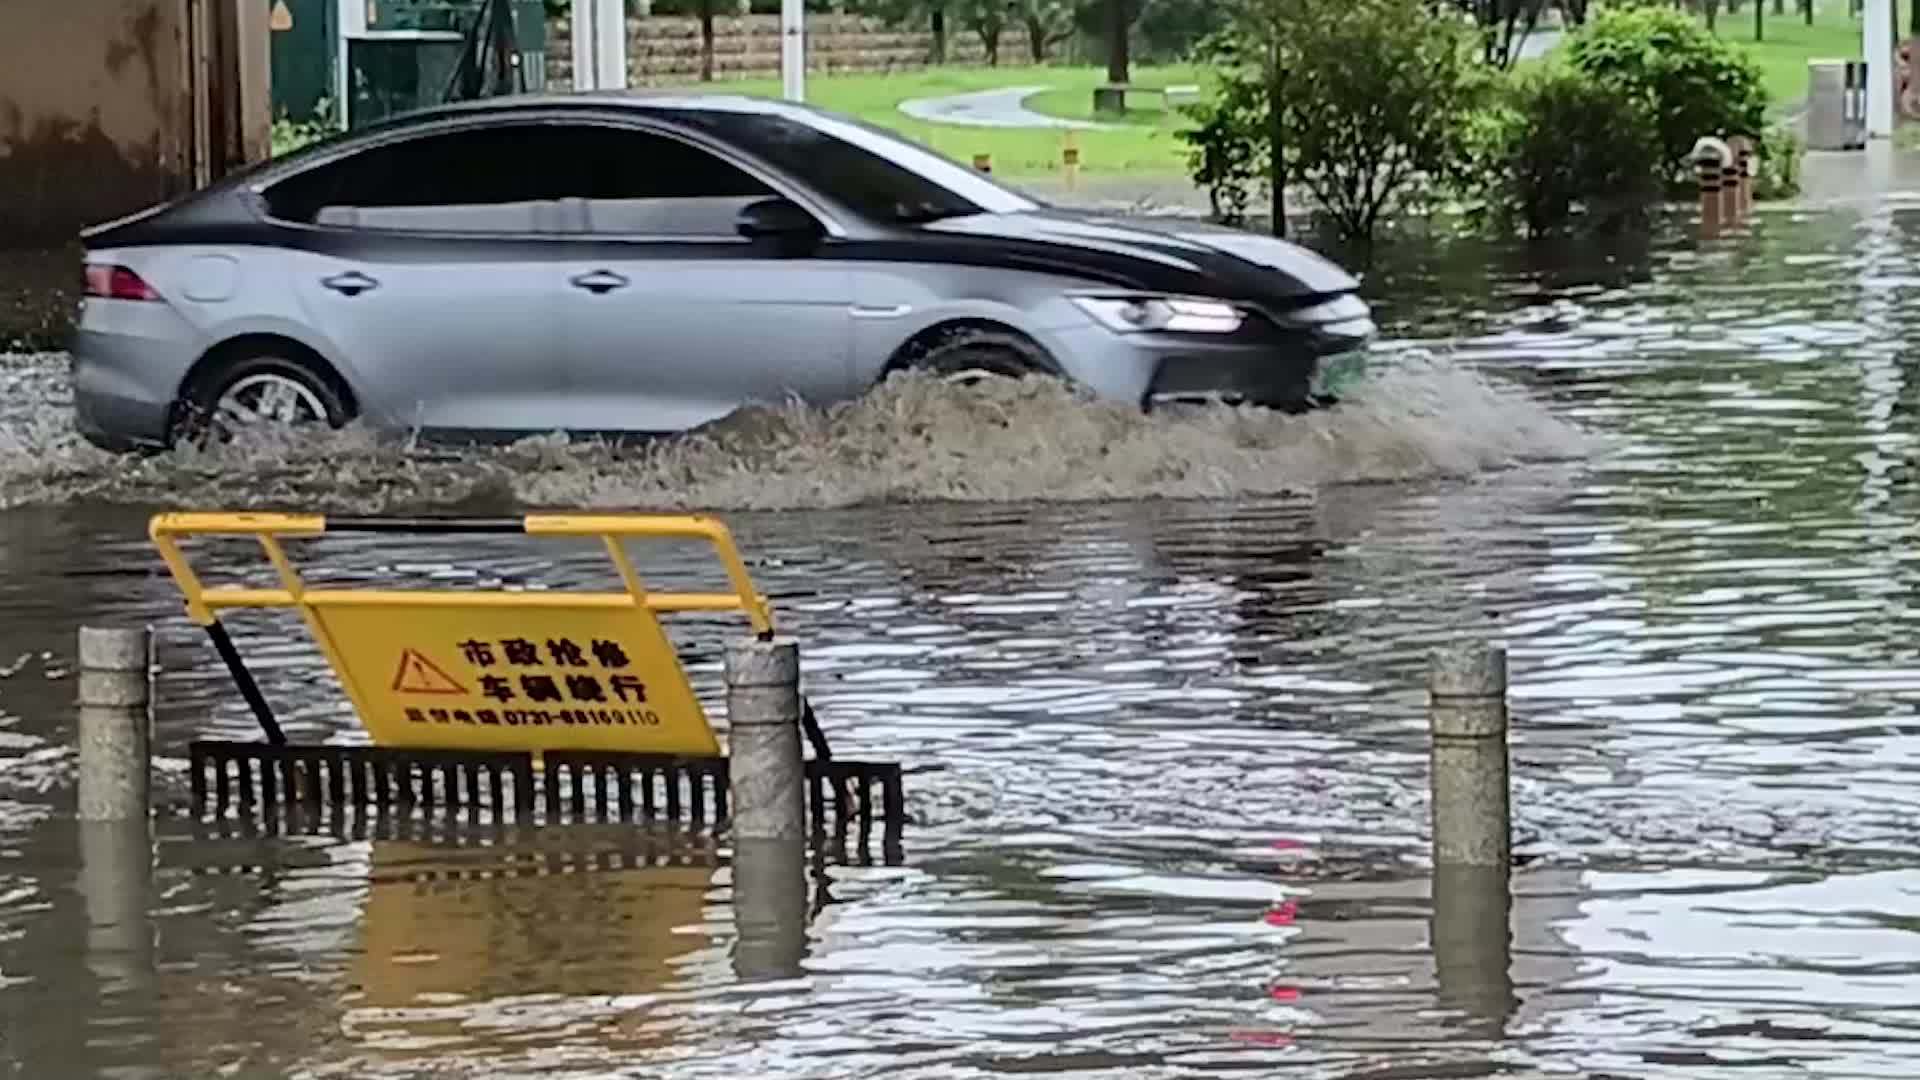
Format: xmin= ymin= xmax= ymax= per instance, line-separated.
xmin=898 ymin=86 xmax=1120 ymax=129
xmin=900 ymin=30 xmax=1561 ymax=133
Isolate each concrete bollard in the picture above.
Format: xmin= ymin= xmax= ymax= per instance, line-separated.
xmin=77 ymin=626 xmax=153 ymax=822
xmin=1427 ymin=641 xmax=1510 ymax=869
xmin=725 ymin=637 xmax=805 ymax=841
xmin=1062 ymin=130 xmax=1081 ymax=191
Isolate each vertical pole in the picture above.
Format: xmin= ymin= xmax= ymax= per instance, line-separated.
xmin=1734 ymin=136 xmax=1756 ymax=217
xmin=725 ymin=638 xmax=804 ymax=841
xmin=572 ymin=0 xmax=627 ymax=91
xmin=77 ymin=627 xmax=153 ymax=822
xmin=781 ymin=0 xmax=806 ymax=101
xmin=1062 ymin=129 xmax=1080 ymax=191
xmin=1870 ymin=0 xmax=1897 ymax=136
xmin=1721 ymin=146 xmax=1742 ymax=223
xmin=235 ymin=0 xmax=272 ymax=165
xmin=336 ymin=0 xmax=365 ymax=124
xmin=1427 ymin=641 xmax=1510 ymax=869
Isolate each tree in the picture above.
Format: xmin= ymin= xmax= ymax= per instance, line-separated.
xmin=850 ymin=0 xmax=951 ymax=62
xmin=1016 ymin=0 xmax=1079 ymax=62
xmin=1443 ymin=0 xmax=1552 ymax=68
xmin=1180 ymin=0 xmax=1489 ymax=244
xmin=953 ymin=0 xmax=1012 ymax=63
xmin=653 ymin=0 xmax=746 ymax=81
xmin=1564 ymin=5 xmax=1767 ymax=183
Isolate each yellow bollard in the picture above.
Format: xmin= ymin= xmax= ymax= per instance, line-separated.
xmin=1062 ymin=130 xmax=1080 ymax=191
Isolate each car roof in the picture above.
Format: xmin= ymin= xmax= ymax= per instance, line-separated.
xmin=363 ymin=89 xmax=833 ymax=130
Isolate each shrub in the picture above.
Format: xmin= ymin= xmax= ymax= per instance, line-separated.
xmin=1753 ymin=125 xmax=1803 ymax=200
xmin=1564 ymin=5 xmax=1767 ymax=184
xmin=1471 ymin=64 xmax=1665 ymax=235
xmin=1176 ymin=54 xmax=1269 ymax=225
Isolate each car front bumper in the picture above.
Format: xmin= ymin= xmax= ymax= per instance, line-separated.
xmin=1044 ymin=322 xmax=1373 ymax=413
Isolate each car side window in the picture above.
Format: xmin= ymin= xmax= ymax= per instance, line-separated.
xmin=262 ymin=122 xmax=778 ymax=237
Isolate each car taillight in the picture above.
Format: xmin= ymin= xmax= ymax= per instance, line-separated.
xmin=83 ymin=263 xmax=160 ymax=302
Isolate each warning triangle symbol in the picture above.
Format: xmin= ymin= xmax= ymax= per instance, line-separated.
xmin=391 ymin=648 xmax=468 ymax=695
xmin=269 ymin=0 xmax=294 ymax=31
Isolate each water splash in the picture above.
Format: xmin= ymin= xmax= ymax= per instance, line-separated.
xmin=0 ymin=351 xmax=1594 ymax=511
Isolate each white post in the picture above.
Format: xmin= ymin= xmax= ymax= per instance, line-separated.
xmin=1867 ymin=0 xmax=1896 ymax=136
xmin=781 ymin=0 xmax=805 ymax=101
xmin=335 ymin=0 xmax=365 ymax=124
xmin=572 ymin=0 xmax=628 ymax=91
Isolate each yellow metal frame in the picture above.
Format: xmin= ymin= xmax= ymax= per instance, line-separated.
xmin=149 ymin=512 xmax=774 ymax=750
xmin=149 ymin=512 xmax=774 ymax=633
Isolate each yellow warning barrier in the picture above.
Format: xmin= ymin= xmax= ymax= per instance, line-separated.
xmin=150 ymin=512 xmax=776 ymax=756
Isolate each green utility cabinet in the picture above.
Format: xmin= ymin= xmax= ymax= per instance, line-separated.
xmin=269 ymin=0 xmax=338 ymax=125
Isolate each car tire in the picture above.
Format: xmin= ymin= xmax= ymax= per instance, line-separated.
xmin=894 ymin=326 xmax=1053 ymax=387
xmin=175 ymin=350 xmax=354 ymax=448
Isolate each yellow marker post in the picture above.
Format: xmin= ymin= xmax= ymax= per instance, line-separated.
xmin=149 ymin=512 xmax=778 ymax=757
xmin=1062 ymin=130 xmax=1080 ymax=191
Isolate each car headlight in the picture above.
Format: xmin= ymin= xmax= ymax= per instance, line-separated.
xmin=1071 ymin=295 xmax=1245 ymax=334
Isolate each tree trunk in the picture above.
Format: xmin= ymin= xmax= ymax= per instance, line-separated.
xmin=700 ymin=7 xmax=716 ymax=81
xmin=1106 ymin=0 xmax=1130 ymax=85
xmin=1268 ymin=47 xmax=1286 ymax=239
xmin=1026 ymin=17 xmax=1051 ymax=63
xmin=931 ymin=6 xmax=947 ymax=63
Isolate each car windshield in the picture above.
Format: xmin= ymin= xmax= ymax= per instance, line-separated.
xmin=666 ymin=106 xmax=1041 ymax=225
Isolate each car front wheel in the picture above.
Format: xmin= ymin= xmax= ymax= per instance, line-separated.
xmin=177 ymin=351 xmax=354 ymax=447
xmin=895 ymin=326 xmax=1053 ymax=387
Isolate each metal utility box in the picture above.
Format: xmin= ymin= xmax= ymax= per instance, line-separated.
xmin=274 ymin=0 xmax=549 ymax=131
xmin=344 ymin=29 xmax=467 ymax=127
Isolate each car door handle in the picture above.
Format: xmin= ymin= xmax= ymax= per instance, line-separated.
xmin=569 ymin=269 xmax=629 ymax=294
xmin=321 ymin=271 xmax=378 ymax=297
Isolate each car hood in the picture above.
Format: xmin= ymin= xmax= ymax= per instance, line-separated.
xmin=923 ymin=208 xmax=1361 ymax=300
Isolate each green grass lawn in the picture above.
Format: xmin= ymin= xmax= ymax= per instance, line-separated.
xmin=662 ymin=64 xmax=1208 ymax=178
xmin=1717 ymin=1 xmax=1863 ymax=111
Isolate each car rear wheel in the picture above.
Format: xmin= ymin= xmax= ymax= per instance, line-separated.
xmin=177 ymin=351 xmax=354 ymax=447
xmin=896 ymin=327 xmax=1052 ymax=387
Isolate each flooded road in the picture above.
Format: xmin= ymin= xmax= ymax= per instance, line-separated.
xmin=5 ymin=201 xmax=1920 ymax=1077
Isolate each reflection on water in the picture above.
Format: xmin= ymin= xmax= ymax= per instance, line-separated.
xmin=5 ymin=202 xmax=1920 ymax=1074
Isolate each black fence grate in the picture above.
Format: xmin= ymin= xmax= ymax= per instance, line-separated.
xmin=187 ymin=740 xmax=905 ymax=839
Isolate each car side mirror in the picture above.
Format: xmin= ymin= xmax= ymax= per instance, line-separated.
xmin=736 ymin=197 xmax=822 ymax=246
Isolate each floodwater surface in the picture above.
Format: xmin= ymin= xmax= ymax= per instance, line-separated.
xmin=3 ymin=203 xmax=1920 ymax=1078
